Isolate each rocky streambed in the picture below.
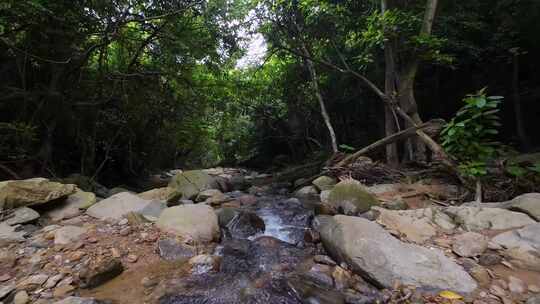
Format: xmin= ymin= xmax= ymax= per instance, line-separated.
xmin=1 ymin=169 xmax=540 ymax=304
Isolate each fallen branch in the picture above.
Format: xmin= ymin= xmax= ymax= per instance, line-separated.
xmin=335 ymin=121 xmax=435 ymax=167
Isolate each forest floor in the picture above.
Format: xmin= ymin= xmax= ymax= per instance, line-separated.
xmin=1 ymin=167 xmax=540 ymax=304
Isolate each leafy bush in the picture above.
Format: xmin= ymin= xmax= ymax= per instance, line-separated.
xmin=441 ymin=89 xmax=502 ymax=178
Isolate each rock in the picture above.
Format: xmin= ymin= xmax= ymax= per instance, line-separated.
xmin=53 ymin=297 xmax=100 ymax=304
xmin=54 ymin=226 xmax=87 ymax=245
xmin=168 ymin=170 xmax=218 ymax=200
xmin=527 ymin=296 xmax=540 ymax=304
xmin=17 ymin=274 xmax=49 ymax=288
xmin=491 ymin=223 xmax=540 ymax=270
xmin=45 ymin=190 xmax=96 ymax=222
xmin=374 ymin=207 xmax=455 ymax=243
xmin=14 ymin=291 xmax=29 ymax=304
xmin=507 ymin=276 xmax=527 ymax=294
xmin=479 ymin=253 xmax=502 ymax=266
xmin=306 ymin=263 xmax=334 ymax=286
xmin=196 ymin=189 xmax=223 ymax=202
xmin=453 ymin=232 xmax=489 ymax=257
xmin=314 ymin=255 xmax=336 ymax=266
xmin=332 ymin=266 xmax=352 ymax=290
xmin=327 ymin=179 xmax=379 ymax=215
xmin=0 ymin=284 xmax=15 ymax=299
xmin=3 ymin=207 xmax=40 ymax=225
xmin=138 ymin=200 xmax=167 ymax=222
xmin=312 ymin=176 xmax=337 ymax=191
xmin=0 ymin=222 xmax=27 ymax=244
xmin=53 ymin=284 xmax=75 ymax=298
xmin=156 ymin=204 xmax=220 ymax=243
xmin=157 ymin=238 xmax=196 ymax=261
xmin=287 ymin=275 xmax=345 ymax=304
xmin=223 ymin=210 xmax=265 ymax=238
xmin=294 ymin=186 xmax=319 ymax=197
xmin=86 ymin=192 xmax=152 ymax=220
xmin=108 ymin=187 xmax=131 ymax=196
xmin=79 ymin=257 xmax=124 ymax=288
xmin=44 ymin=274 xmax=65 ymax=289
xmin=365 ymin=183 xmax=401 ymax=195
xmin=0 ymin=178 xmax=76 ymax=210
xmin=443 ymin=207 xmax=536 ymax=231
xmin=188 ymin=254 xmax=221 ymax=274
xmin=469 ymin=265 xmax=491 ymax=286
xmin=316 ymin=215 xmax=477 ymax=293
xmin=204 ymin=192 xmax=230 ymax=206
xmin=509 ymin=193 xmax=540 ymax=221
xmin=126 ymin=254 xmax=138 ymax=263
xmin=138 ymin=187 xmax=178 ymax=202
xmin=320 ymin=190 xmax=331 ymax=203
xmin=236 ymin=194 xmax=257 ymax=206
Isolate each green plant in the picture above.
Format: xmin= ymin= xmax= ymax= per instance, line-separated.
xmin=441 ymin=89 xmax=503 ymax=178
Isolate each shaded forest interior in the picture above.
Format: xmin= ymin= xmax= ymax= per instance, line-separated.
xmin=1 ymin=0 xmax=540 ymax=187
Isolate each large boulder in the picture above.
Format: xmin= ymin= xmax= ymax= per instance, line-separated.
xmin=217 ymin=208 xmax=265 ymax=238
xmin=44 ymin=190 xmax=96 ymax=222
xmin=491 ymin=223 xmax=540 ymax=271
xmin=86 ymin=192 xmax=153 ymax=220
xmin=0 ymin=178 xmax=76 ymax=210
xmin=317 ymin=215 xmax=477 ymax=293
xmin=168 ymin=170 xmax=219 ymax=200
xmin=443 ymin=207 xmax=535 ymax=231
xmin=508 ymin=193 xmax=540 ymax=221
xmin=327 ymin=179 xmax=379 ymax=215
xmin=156 ymin=205 xmax=220 ymax=243
xmin=312 ymin=176 xmax=337 ymax=191
xmin=374 ymin=207 xmax=455 ymax=243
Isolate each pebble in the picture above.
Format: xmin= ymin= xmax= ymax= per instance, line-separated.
xmin=44 ymin=274 xmax=64 ymax=289
xmin=530 ymin=285 xmax=540 ymax=293
xmin=111 ymin=248 xmax=121 ymax=258
xmin=118 ymin=218 xmax=129 ymax=226
xmin=119 ymin=227 xmax=131 ymax=236
xmin=17 ymin=274 xmax=49 ymax=288
xmin=490 ymin=284 xmax=507 ymax=298
xmin=87 ymin=237 xmax=98 ymax=243
xmin=141 ymin=276 xmax=157 ymax=288
xmin=53 ymin=284 xmax=75 ymax=298
xmin=0 ymin=274 xmax=11 ymax=282
xmin=313 ymin=255 xmax=337 ymax=266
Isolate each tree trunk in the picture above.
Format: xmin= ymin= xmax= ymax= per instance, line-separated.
xmin=512 ymin=51 xmax=530 ymax=150
xmin=301 ymin=45 xmax=339 ymax=153
xmin=381 ymin=0 xmax=399 ymax=167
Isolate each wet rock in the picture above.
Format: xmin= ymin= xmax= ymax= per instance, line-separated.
xmin=374 ymin=207 xmax=455 ymax=243
xmin=13 ymin=290 xmax=29 ymax=304
xmin=443 ymin=207 xmax=535 ymax=231
xmin=295 ymin=186 xmax=319 ymax=197
xmin=491 ymin=223 xmax=540 ymax=270
xmin=0 ymin=178 xmax=76 ymax=210
xmin=54 ymin=226 xmax=87 ymax=245
xmin=188 ymin=254 xmax=221 ymax=274
xmin=156 ymin=204 xmax=220 ymax=243
xmin=453 ymin=232 xmax=489 ymax=257
xmin=304 ymin=229 xmax=321 ymax=243
xmin=225 ymin=210 xmax=265 ymax=238
xmin=168 ymin=170 xmax=219 ymax=200
xmin=317 ymin=215 xmax=477 ymax=293
xmin=157 ymin=238 xmax=196 ymax=261
xmin=287 ymin=275 xmax=345 ymax=304
xmin=86 ymin=192 xmax=153 ymax=220
xmin=508 ymin=193 xmax=540 ymax=221
xmin=3 ymin=207 xmax=40 ymax=225
xmin=45 ymin=190 xmax=96 ymax=222
xmin=327 ymin=179 xmax=379 ymax=215
xmin=307 ymin=264 xmax=334 ymax=286
xmin=79 ymin=257 xmax=124 ymax=288
xmin=312 ymin=176 xmax=337 ymax=191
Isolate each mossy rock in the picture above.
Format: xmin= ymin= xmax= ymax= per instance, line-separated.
xmin=0 ymin=178 xmax=76 ymax=210
xmin=168 ymin=170 xmax=219 ymax=200
xmin=327 ymin=179 xmax=379 ymax=215
xmin=312 ymin=176 xmax=337 ymax=191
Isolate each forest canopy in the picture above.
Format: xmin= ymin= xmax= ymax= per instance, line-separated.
xmin=1 ymin=0 xmax=539 ymax=186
